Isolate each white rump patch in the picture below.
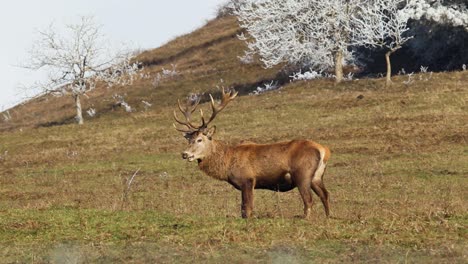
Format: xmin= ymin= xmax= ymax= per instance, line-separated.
xmin=312 ymin=147 xmax=327 ymax=182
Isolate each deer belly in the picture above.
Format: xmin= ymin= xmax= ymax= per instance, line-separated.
xmin=255 ymin=173 xmax=295 ymax=192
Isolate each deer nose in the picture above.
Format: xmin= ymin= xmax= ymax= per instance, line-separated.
xmin=181 ymin=152 xmax=189 ymax=159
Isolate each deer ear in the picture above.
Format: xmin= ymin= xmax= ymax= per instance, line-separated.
xmin=204 ymin=126 xmax=216 ymax=139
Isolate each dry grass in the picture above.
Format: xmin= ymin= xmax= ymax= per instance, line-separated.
xmin=0 ymin=16 xmax=467 ymax=263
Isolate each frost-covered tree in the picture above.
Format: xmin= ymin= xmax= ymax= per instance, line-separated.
xmin=403 ymin=0 xmax=468 ymax=30
xmin=353 ymin=0 xmax=413 ymax=86
xmin=216 ymin=0 xmax=246 ymax=17
xmin=312 ymin=0 xmax=361 ymax=83
xmin=24 ymin=16 xmax=140 ymax=125
xmin=234 ymin=0 xmax=359 ymax=83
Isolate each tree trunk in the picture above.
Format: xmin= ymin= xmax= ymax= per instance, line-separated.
xmin=74 ymin=94 xmax=84 ymax=125
xmin=385 ymin=50 xmax=393 ymax=87
xmin=335 ymin=50 xmax=343 ymax=84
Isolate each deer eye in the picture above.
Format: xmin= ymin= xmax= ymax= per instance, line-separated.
xmin=197 ymin=138 xmax=203 ymax=143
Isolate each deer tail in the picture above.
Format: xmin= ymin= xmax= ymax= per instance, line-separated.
xmin=313 ymin=145 xmax=330 ymax=182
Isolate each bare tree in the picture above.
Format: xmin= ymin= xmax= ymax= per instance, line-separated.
xmin=24 ymin=16 xmax=140 ymax=124
xmin=352 ymin=0 xmax=413 ymax=86
xmin=234 ymin=0 xmax=359 ymax=83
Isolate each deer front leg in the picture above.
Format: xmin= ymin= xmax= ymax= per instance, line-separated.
xmin=241 ymin=179 xmax=255 ymax=218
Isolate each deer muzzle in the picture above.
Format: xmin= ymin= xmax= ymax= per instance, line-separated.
xmin=181 ymin=152 xmax=194 ymax=161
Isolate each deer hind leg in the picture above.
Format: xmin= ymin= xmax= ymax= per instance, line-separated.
xmin=311 ymin=178 xmax=330 ymax=217
xmin=296 ymin=178 xmax=314 ymax=219
xmin=241 ymin=179 xmax=255 ymax=218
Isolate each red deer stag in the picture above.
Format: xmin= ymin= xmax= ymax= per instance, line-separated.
xmin=173 ymin=89 xmax=331 ymax=218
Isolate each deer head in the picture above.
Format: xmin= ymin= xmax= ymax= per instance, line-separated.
xmin=174 ymin=88 xmax=238 ymax=162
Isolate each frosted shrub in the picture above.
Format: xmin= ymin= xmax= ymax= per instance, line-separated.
xmin=120 ymin=102 xmax=132 ymax=113
xmin=113 ymin=94 xmax=132 ymax=113
xmin=250 ymin=81 xmax=279 ymax=95
xmin=152 ymin=64 xmax=179 ymax=88
xmin=404 ymin=73 xmax=414 ymax=85
xmin=162 ymin=64 xmax=178 ymax=78
xmin=419 ymin=66 xmax=432 ymax=81
xmin=290 ymin=70 xmax=323 ymax=81
xmin=345 ymin=72 xmax=355 ymax=81
xmin=238 ymin=53 xmax=254 ymax=64
xmin=141 ymin=100 xmax=152 ymax=111
xmin=86 ymin=108 xmax=96 ymax=117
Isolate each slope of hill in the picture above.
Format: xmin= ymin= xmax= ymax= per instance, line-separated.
xmin=0 ymin=16 xmax=467 ymax=262
xmin=0 ymin=16 xmax=281 ymax=131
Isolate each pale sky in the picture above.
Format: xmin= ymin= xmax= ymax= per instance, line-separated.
xmin=0 ymin=0 xmax=227 ymax=111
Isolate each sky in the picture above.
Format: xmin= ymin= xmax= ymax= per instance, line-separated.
xmin=0 ymin=0 xmax=227 ymax=111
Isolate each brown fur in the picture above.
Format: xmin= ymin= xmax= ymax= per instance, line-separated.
xmin=183 ymin=132 xmax=331 ymax=218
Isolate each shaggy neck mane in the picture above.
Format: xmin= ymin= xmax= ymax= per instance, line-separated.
xmin=198 ymin=140 xmax=231 ymax=181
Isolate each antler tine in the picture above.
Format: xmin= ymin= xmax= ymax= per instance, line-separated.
xmin=173 ymin=110 xmax=194 ymax=128
xmin=177 ymin=99 xmax=192 ymax=122
xmin=172 ymin=123 xmax=198 ymax=134
xmin=190 ymin=97 xmax=201 ymax=113
xmin=173 ymin=123 xmax=196 ymax=133
xmin=205 ymin=88 xmax=238 ymax=126
xmin=173 ymin=98 xmax=203 ymax=132
xmin=199 ymin=108 xmax=206 ymax=127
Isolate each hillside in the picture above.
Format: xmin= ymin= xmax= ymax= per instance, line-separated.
xmin=0 ymin=16 xmax=282 ymax=131
xmin=0 ymin=16 xmax=467 ymax=262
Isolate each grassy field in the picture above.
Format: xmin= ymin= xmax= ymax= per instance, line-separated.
xmin=1 ymin=70 xmax=467 ymax=263
xmin=0 ymin=15 xmax=467 ymax=263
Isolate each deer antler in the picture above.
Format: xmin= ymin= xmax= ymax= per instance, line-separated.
xmin=173 ymin=97 xmax=201 ymax=133
xmin=202 ymin=87 xmax=238 ymax=127
xmin=173 ymin=87 xmax=238 ymax=134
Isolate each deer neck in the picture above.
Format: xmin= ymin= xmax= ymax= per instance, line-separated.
xmin=198 ymin=140 xmax=231 ymax=181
